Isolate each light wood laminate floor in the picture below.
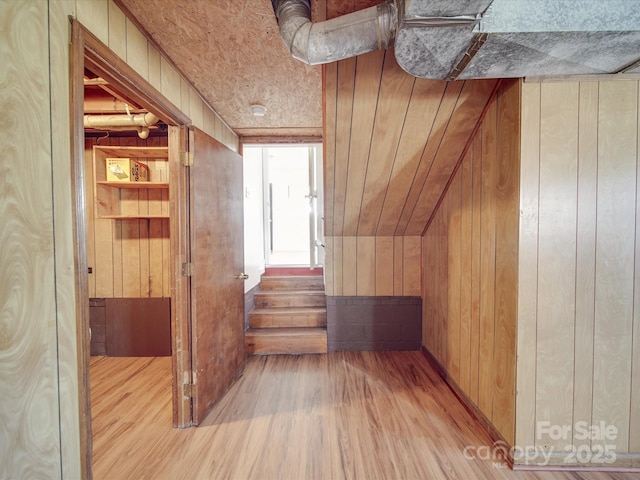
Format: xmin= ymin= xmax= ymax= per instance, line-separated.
xmin=90 ymin=352 xmax=638 ymax=480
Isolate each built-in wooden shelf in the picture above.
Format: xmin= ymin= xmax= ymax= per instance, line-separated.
xmin=93 ymin=145 xmax=170 ymax=220
xmin=96 ymin=181 xmax=169 ymax=189
xmin=99 ymin=214 xmax=170 ymax=219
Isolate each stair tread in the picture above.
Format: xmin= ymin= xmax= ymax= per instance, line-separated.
xmin=250 ymin=307 xmax=326 ymax=315
xmin=246 ymin=327 xmax=327 ymax=337
xmin=255 ymin=290 xmax=325 ymax=296
xmin=261 ymin=275 xmax=323 ymax=280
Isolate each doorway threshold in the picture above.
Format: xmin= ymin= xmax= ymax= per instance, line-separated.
xmin=264 ymin=266 xmax=323 ymax=276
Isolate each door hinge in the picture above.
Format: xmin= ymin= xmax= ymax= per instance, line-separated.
xmin=181 ymin=262 xmax=195 ymax=276
xmin=182 ymin=150 xmax=194 ymax=167
xmin=183 ymin=383 xmax=196 ymax=398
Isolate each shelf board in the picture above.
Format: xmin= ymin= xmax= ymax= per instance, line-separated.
xmin=97 ymin=214 xmax=170 ymax=219
xmin=97 ymin=181 xmax=169 ymax=189
xmin=93 ymin=146 xmax=168 ymax=158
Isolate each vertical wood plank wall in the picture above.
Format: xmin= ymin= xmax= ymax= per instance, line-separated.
xmin=324 ymin=236 xmax=421 ymax=296
xmin=516 ymin=79 xmax=640 ymax=462
xmin=323 ymin=49 xmax=498 ymax=298
xmin=2 ymin=0 xmax=239 ymax=477
xmin=84 ymin=136 xmax=170 ymax=298
xmin=1 ymin=1 xmax=66 ymax=477
xmin=422 ymin=80 xmax=521 ymax=445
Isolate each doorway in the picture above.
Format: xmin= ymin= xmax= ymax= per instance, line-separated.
xmin=244 ymin=144 xmax=324 ymax=268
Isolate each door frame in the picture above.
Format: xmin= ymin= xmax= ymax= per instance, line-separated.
xmin=70 ymin=19 xmax=192 ymax=478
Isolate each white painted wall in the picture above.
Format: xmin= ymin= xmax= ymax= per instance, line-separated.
xmin=243 ymin=148 xmax=265 ymax=292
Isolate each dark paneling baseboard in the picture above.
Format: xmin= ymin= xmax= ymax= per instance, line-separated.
xmin=104 ymin=298 xmax=171 ymax=357
xmin=327 ymin=296 xmax=421 ymax=351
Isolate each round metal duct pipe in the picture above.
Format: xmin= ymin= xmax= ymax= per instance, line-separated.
xmin=272 ymin=0 xmax=397 ymax=65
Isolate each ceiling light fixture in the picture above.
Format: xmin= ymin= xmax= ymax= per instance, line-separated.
xmin=250 ymin=104 xmax=267 ymax=117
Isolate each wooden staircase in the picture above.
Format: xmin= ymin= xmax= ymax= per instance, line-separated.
xmin=245 ymin=274 xmax=327 ymax=355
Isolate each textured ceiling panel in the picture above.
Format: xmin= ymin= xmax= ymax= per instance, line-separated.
xmin=118 ymin=0 xmax=324 ymax=138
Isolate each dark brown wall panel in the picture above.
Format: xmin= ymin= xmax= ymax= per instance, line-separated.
xmin=105 ymin=297 xmax=171 ymax=356
xmin=327 ymin=296 xmax=421 ymax=351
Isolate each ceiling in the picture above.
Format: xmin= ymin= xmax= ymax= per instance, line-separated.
xmin=113 ymin=0 xmax=359 ymax=139
xmin=112 ymin=0 xmax=640 ymax=141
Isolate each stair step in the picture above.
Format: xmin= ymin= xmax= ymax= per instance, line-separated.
xmin=260 ymin=275 xmax=325 ymax=291
xmin=245 ymin=327 xmax=327 ymax=355
xmin=254 ymin=290 xmax=326 ymax=308
xmin=249 ymin=307 xmax=326 ymax=328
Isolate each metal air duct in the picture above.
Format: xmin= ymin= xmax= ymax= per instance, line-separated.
xmin=273 ymin=0 xmax=640 ymax=80
xmin=271 ymin=0 xmax=397 ymax=65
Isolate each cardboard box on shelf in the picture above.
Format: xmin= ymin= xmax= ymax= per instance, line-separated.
xmin=106 ymin=158 xmax=149 ymax=182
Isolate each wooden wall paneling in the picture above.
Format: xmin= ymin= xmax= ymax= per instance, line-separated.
xmin=395 ymin=81 xmax=464 ymax=235
xmin=85 ymin=139 xmax=97 ymax=298
xmin=203 ymin=107 xmax=216 ymax=139
xmin=469 ymin=132 xmax=482 ymax=405
xmin=407 ymin=80 xmax=498 ymax=235
xmin=107 ymin=0 xmax=127 ymax=59
xmin=356 ymin=237 xmax=376 ymax=296
xmin=94 ymin=175 xmax=115 ymax=298
xmin=324 ymin=62 xmax=337 ymax=237
xmin=375 ymin=236 xmax=394 ymax=296
xmin=421 ymin=235 xmax=428 ymax=348
xmin=161 ymin=213 xmax=171 ymax=297
xmin=459 ymin=148 xmax=473 ymax=395
xmin=515 ymin=82 xmax=541 ymax=450
xmin=180 ymin=78 xmax=190 ymax=117
xmin=1 ymin=1 xmax=62 ymax=476
xmin=425 ymin=218 xmax=437 ymax=353
xmin=342 ymin=50 xmax=384 ymax=235
xmin=333 ymin=235 xmax=344 ymax=296
xmin=147 ymin=146 xmax=165 ymax=298
xmin=536 ymin=82 xmax=579 ymax=450
xmin=436 ymin=191 xmax=449 ymax=363
xmin=422 ymin=233 xmax=435 ymax=352
xmin=324 ymin=236 xmax=334 ymax=296
xmin=477 ymin=99 xmax=497 ymax=420
xmin=393 ymin=236 xmax=404 ymax=296
xmin=125 ymin=17 xmax=148 ymax=79
xmin=189 ymin=87 xmax=205 ymax=131
xmin=342 ymin=237 xmax=357 ymax=295
xmin=402 ymin=236 xmax=421 ymax=296
xmin=491 ymin=80 xmax=520 ymax=445
xmin=357 ymin=53 xmax=414 ymax=235
xmin=446 ymin=170 xmax=462 ymax=383
xmin=160 ymin=57 xmax=181 ymax=109
xmin=376 ymin=80 xmax=447 ymax=236
xmin=332 ymin=57 xmax=357 ymax=236
xmin=50 ymin=1 xmax=83 ymax=475
xmin=593 ymin=80 xmax=637 ymax=450
xmin=573 ymin=81 xmax=599 ymax=448
xmin=139 ymin=139 xmax=151 ymax=298
xmin=76 ymin=0 xmax=109 ymax=44
xmin=119 ymin=142 xmax=142 ymax=298
xmin=148 ymin=44 xmax=161 ymax=91
xmin=633 ymin=81 xmax=640 ymax=454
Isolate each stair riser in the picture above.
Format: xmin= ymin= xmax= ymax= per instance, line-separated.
xmin=245 ymin=335 xmax=327 ymax=355
xmin=249 ymin=312 xmax=327 ymax=328
xmin=254 ymin=295 xmax=326 ymax=308
xmin=260 ymin=277 xmax=324 ymax=291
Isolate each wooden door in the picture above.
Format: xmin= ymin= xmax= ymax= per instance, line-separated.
xmin=189 ymin=127 xmax=245 ymax=425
